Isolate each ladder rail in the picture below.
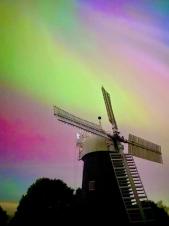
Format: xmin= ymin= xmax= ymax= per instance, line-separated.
xmin=123 ymin=154 xmax=148 ymax=223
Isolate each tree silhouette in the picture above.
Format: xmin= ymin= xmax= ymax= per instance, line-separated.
xmin=9 ymin=178 xmax=169 ymax=226
xmin=157 ymin=200 xmax=169 ymax=215
xmin=0 ymin=206 xmax=9 ymax=226
xmin=10 ymin=178 xmax=74 ymax=226
xmin=148 ymin=200 xmax=169 ymax=226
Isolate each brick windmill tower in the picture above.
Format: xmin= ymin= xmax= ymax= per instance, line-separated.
xmin=53 ymin=87 xmax=162 ymax=224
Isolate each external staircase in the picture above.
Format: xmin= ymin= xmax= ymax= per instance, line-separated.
xmin=110 ymin=152 xmax=154 ymax=224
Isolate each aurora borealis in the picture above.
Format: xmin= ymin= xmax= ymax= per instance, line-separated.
xmin=0 ymin=0 xmax=169 ymax=214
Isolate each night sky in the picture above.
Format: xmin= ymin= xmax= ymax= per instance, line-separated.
xmin=0 ymin=0 xmax=169 ymax=214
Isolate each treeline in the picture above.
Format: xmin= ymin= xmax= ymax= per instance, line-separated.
xmin=0 ymin=178 xmax=169 ymax=226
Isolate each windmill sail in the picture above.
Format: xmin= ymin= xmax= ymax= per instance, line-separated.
xmin=128 ymin=134 xmax=162 ymax=163
xmin=53 ymin=106 xmax=107 ymax=138
xmin=102 ymin=86 xmax=118 ymax=131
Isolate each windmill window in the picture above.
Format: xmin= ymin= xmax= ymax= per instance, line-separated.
xmin=89 ymin=181 xmax=96 ymax=191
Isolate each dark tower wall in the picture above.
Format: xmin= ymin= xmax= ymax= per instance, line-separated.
xmin=82 ymin=151 xmax=129 ymax=224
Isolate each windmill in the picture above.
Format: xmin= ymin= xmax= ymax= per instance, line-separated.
xmin=53 ymin=86 xmax=162 ymax=224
